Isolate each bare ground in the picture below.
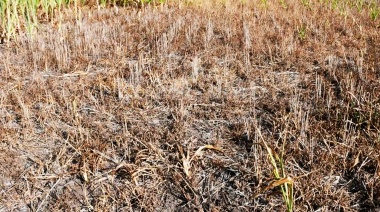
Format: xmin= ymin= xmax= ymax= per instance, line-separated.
xmin=1 ymin=1 xmax=380 ymax=211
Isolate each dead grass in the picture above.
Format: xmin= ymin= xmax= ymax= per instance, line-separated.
xmin=1 ymin=0 xmax=380 ymax=211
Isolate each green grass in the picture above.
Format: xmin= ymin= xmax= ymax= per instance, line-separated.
xmin=0 ymin=0 xmax=66 ymax=39
xmin=257 ymin=127 xmax=294 ymax=212
xmin=0 ymin=0 xmax=151 ymax=40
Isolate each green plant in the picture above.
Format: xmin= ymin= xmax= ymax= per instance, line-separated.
xmin=355 ymin=0 xmax=365 ymax=11
xmin=300 ymin=0 xmax=310 ymax=9
xmin=256 ymin=128 xmax=294 ymax=212
xmin=0 ymin=0 xmax=69 ymax=41
xmin=298 ymin=24 xmax=307 ymax=41
xmin=331 ymin=0 xmax=338 ymax=10
xmin=370 ymin=5 xmax=379 ymax=21
xmin=279 ymin=0 xmax=287 ymax=9
xmin=100 ymin=0 xmax=107 ymax=7
xmin=260 ymin=0 xmax=268 ymax=8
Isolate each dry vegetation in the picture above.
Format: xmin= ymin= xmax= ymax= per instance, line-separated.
xmin=1 ymin=0 xmax=380 ymax=211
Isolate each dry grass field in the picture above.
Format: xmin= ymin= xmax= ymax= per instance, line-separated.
xmin=1 ymin=0 xmax=380 ymax=211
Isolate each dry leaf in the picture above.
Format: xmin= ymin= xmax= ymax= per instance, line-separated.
xmin=191 ymin=145 xmax=222 ymax=162
xmin=180 ymin=144 xmax=222 ymax=178
xmin=350 ymin=151 xmax=361 ymax=169
xmin=254 ymin=176 xmax=294 ymax=198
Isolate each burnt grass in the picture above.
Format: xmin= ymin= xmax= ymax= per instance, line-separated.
xmin=1 ymin=1 xmax=380 ymax=211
